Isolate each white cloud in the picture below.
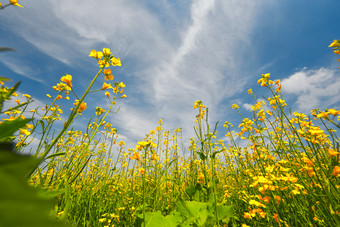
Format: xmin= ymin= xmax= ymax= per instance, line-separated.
xmin=0 ymin=56 xmax=44 ymax=83
xmin=0 ymin=0 xmax=268 ymax=148
xmin=281 ymin=68 xmax=340 ymax=112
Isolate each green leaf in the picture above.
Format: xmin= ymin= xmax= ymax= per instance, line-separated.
xmin=176 ymin=200 xmax=213 ymax=226
xmin=216 ymin=204 xmax=234 ymax=221
xmin=37 ymin=188 xmax=64 ymax=199
xmin=135 ymin=211 xmax=180 ymax=227
xmin=1 ymin=100 xmax=32 ymax=114
xmin=0 ymin=142 xmax=70 ymax=227
xmin=8 ymin=81 xmax=21 ymax=97
xmin=197 ymin=151 xmax=207 ymax=161
xmin=0 ymin=76 xmax=11 ymax=82
xmin=0 ymin=47 xmax=16 ymax=52
xmin=0 ymin=118 xmax=32 ymax=141
xmin=45 ymin=152 xmax=66 ymax=160
xmin=185 ymin=183 xmax=203 ymax=201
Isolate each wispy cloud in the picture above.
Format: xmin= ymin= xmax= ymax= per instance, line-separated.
xmin=0 ymin=56 xmax=44 ymax=83
xmin=0 ymin=0 xmax=268 ymax=146
xmin=281 ymin=67 xmax=340 ymax=112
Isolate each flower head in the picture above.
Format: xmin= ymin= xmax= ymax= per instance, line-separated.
xmin=102 ymin=82 xmax=113 ymax=90
xmin=332 ymin=166 xmax=340 ymax=177
xmin=111 ymin=57 xmax=122 ymax=66
xmin=329 ymin=40 xmax=340 ymax=47
xmin=60 ymin=74 xmax=73 ymax=88
xmin=102 ymin=48 xmax=111 ymax=56
xmin=89 ymin=50 xmax=103 ymax=59
xmin=103 ymin=69 xmax=113 ymax=81
xmin=10 ymin=0 xmax=23 ymax=7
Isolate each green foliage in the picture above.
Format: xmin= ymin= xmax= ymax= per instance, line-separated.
xmin=0 ymin=118 xmax=32 ymax=141
xmin=135 ymin=199 xmax=233 ymax=226
xmin=0 ymin=143 xmax=70 ymax=227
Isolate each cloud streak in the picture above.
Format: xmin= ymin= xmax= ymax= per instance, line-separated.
xmin=0 ymin=0 xmax=269 ymax=146
xmin=281 ymin=68 xmax=340 ymax=112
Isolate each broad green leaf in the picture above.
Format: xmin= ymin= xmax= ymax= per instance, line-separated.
xmin=0 ymin=143 xmax=70 ymax=227
xmin=216 ymin=204 xmax=234 ymax=221
xmin=136 ymin=211 xmax=180 ymax=227
xmin=0 ymin=76 xmax=11 ymax=82
xmin=176 ymin=200 xmax=212 ymax=226
xmin=45 ymin=152 xmax=66 ymax=160
xmin=0 ymin=47 xmax=16 ymax=52
xmin=0 ymin=118 xmax=32 ymax=141
xmin=1 ymin=100 xmax=32 ymax=114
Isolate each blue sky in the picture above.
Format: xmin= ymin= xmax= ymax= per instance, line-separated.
xmin=1 ymin=0 xmax=340 ymax=148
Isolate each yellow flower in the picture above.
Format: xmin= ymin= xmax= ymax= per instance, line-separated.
xmin=257 ymin=73 xmax=270 ymax=87
xmin=23 ymin=94 xmax=31 ymax=99
xmin=78 ymin=102 xmax=87 ymax=112
xmin=20 ymin=128 xmax=30 ymax=136
xmin=327 ymin=109 xmax=340 ymax=116
xmin=248 ymin=89 xmax=253 ymax=94
xmin=103 ymin=69 xmax=114 ymax=80
xmin=98 ymin=60 xmax=109 ymax=68
xmin=232 ymin=104 xmax=239 ymax=109
xmin=332 ymin=166 xmax=340 ymax=177
xmin=10 ymin=0 xmax=23 ymax=7
xmin=111 ymin=57 xmax=122 ymax=66
xmin=73 ymin=100 xmax=87 ymax=113
xmin=105 ymin=91 xmax=110 ymax=98
xmin=132 ymin=151 xmax=140 ymax=160
xmin=95 ymin=107 xmax=105 ymax=116
xmin=118 ymin=82 xmax=125 ymax=88
xmin=102 ymin=48 xmax=111 ymax=56
xmin=89 ymin=50 xmax=103 ymax=59
xmin=139 ymin=167 xmax=145 ymax=175
xmin=249 ymin=199 xmax=266 ymax=208
xmin=46 ymin=94 xmax=51 ymax=98
xmin=120 ymin=94 xmax=127 ymax=98
xmin=329 ymin=40 xmax=340 ymax=47
xmin=60 ymin=74 xmax=73 ymax=88
xmin=316 ymin=111 xmax=329 ymax=119
xmin=328 ymin=148 xmax=338 ymax=157
xmin=102 ymin=82 xmax=113 ymax=90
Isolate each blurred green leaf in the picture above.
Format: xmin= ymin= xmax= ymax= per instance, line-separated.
xmin=0 ymin=47 xmax=16 ymax=52
xmin=0 ymin=142 xmax=70 ymax=227
xmin=0 ymin=118 xmax=32 ymax=141
xmin=0 ymin=76 xmax=11 ymax=82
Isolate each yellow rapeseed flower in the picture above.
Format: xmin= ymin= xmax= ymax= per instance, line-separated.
xmin=111 ymin=57 xmax=122 ymax=66
xmin=232 ymin=104 xmax=239 ymax=109
xmin=89 ymin=49 xmax=103 ymax=59
xmin=23 ymin=94 xmax=31 ymax=99
xmin=332 ymin=166 xmax=340 ymax=177
xmin=249 ymin=199 xmax=266 ymax=208
xmin=119 ymin=82 xmax=125 ymax=88
xmin=60 ymin=74 xmax=73 ymax=88
xmin=328 ymin=148 xmax=338 ymax=157
xmin=20 ymin=128 xmax=30 ymax=136
xmin=103 ymin=69 xmax=113 ymax=81
xmin=102 ymin=48 xmax=111 ymax=56
xmin=329 ymin=40 xmax=340 ymax=47
xmin=102 ymin=82 xmax=113 ymax=90
xmin=10 ymin=0 xmax=23 ymax=7
xmin=327 ymin=109 xmax=340 ymax=116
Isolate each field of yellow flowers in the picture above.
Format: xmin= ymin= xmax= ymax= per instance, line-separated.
xmin=1 ymin=2 xmax=340 ymax=227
